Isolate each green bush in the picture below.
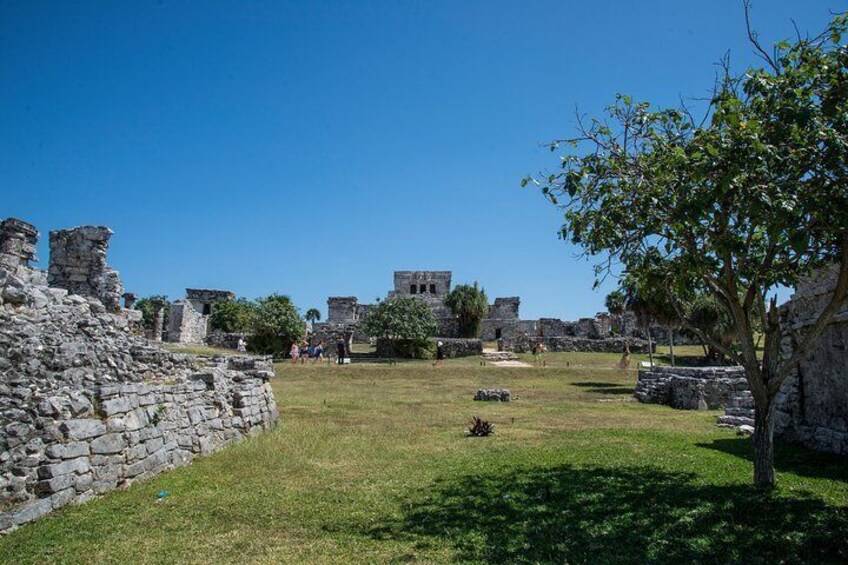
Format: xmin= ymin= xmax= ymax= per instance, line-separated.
xmin=393 ymin=338 xmax=436 ymax=359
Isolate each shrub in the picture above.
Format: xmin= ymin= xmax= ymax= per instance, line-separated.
xmin=467 ymin=417 xmax=495 ymax=437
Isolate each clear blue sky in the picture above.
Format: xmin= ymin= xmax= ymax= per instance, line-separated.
xmin=2 ymin=1 xmax=840 ymax=319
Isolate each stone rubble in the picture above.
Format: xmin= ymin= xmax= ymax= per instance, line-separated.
xmin=473 ymin=389 xmax=511 ymax=402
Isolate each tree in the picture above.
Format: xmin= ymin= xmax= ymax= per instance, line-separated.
xmin=525 ymin=9 xmax=848 ymax=487
xmin=250 ymin=294 xmax=305 ymax=356
xmin=135 ymin=295 xmax=169 ymax=331
xmin=305 ymin=308 xmax=322 ymax=327
xmin=445 ymin=282 xmax=489 ymax=338
xmin=685 ymin=293 xmax=735 ymax=364
xmin=604 ymin=290 xmax=625 ymax=316
xmin=209 ymin=298 xmax=259 ymax=333
xmin=362 ymin=296 xmax=437 ymax=357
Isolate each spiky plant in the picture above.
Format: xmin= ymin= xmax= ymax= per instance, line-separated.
xmin=467 ymin=416 xmax=494 ymax=437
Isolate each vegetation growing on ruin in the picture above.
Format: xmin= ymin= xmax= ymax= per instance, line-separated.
xmin=1 ymin=349 xmax=845 ymax=564
xmin=134 ymin=295 xmax=169 ymax=330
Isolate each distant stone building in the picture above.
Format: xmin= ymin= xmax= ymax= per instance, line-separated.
xmin=166 ymin=288 xmax=235 ymax=344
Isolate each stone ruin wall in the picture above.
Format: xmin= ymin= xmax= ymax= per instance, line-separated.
xmin=0 ymin=219 xmax=38 ymax=272
xmin=0 ymin=218 xmax=280 ymax=532
xmin=47 ymin=226 xmax=124 ymax=313
xmin=634 ymin=366 xmax=749 ymax=410
xmin=503 ymin=335 xmax=653 ymax=354
xmin=166 ymin=289 xmax=235 ymax=344
xmin=773 ymin=266 xmax=848 ymax=455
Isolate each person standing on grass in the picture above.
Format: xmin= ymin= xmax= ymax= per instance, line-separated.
xmin=313 ymin=340 xmax=325 ymax=363
xmin=336 ymin=341 xmax=346 ymax=365
xmin=237 ymin=337 xmax=247 ymax=353
xmin=290 ymin=342 xmax=299 ymax=364
xmin=434 ymin=341 xmax=445 ymax=367
xmin=533 ymin=341 xmax=545 ymax=367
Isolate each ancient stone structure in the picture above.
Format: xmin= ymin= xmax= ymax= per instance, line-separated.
xmin=474 ymin=389 xmax=511 ymax=402
xmin=151 ymin=298 xmax=167 ymax=342
xmin=166 ymin=289 xmax=234 ymax=344
xmin=634 ymin=366 xmax=749 ymax=410
xmin=717 ymin=391 xmax=754 ymax=428
xmin=503 ymin=335 xmax=653 ymax=354
xmin=313 ymin=269 xmax=699 ymax=355
xmin=122 ymin=292 xmax=137 ymax=309
xmin=205 ymin=330 xmax=250 ymax=351
xmin=772 ymin=266 xmax=848 ymax=455
xmin=481 ymin=297 xmax=536 ymax=341
xmin=0 ymin=218 xmax=38 ymax=271
xmin=0 ymin=219 xmax=279 ymax=532
xmin=327 ymin=297 xmax=360 ymax=323
xmin=48 ymin=226 xmax=123 ymax=312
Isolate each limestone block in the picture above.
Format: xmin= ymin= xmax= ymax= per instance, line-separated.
xmin=90 ymin=433 xmax=127 ymax=455
xmin=60 ymin=419 xmax=106 ymax=441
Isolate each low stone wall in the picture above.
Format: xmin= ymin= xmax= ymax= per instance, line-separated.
xmin=0 ymin=219 xmax=281 ymax=533
xmin=503 ymin=335 xmax=653 ymax=354
xmin=1 ymin=356 xmax=277 ymax=533
xmin=634 ymin=366 xmax=748 ymax=410
xmin=437 ymin=338 xmax=483 ymax=358
xmin=205 ymin=331 xmax=249 ymax=350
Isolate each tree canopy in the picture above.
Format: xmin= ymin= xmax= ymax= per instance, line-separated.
xmin=362 ymin=296 xmax=437 ymax=341
xmin=527 ymin=8 xmax=848 ymax=486
xmin=445 ymin=282 xmax=489 ymax=338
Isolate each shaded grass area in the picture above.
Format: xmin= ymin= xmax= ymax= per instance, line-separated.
xmin=1 ymin=353 xmax=846 ymax=563
xmin=372 ymin=465 xmax=848 ymax=564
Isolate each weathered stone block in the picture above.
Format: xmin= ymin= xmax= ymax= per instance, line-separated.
xmin=37 ymin=457 xmax=90 ymax=479
xmin=90 ymin=433 xmax=126 ymax=454
xmin=60 ymin=419 xmax=106 ymax=441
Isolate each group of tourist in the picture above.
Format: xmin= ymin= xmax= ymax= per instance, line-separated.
xmin=289 ymin=340 xmax=327 ymax=363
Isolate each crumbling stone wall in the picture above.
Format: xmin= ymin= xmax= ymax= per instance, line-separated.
xmin=166 ymin=289 xmax=234 ymax=344
xmin=0 ymin=219 xmax=279 ymax=532
xmin=48 ymin=226 xmax=123 ymax=312
xmin=0 ymin=218 xmax=38 ymax=271
xmin=634 ymin=366 xmax=748 ymax=409
xmin=488 ymin=297 xmax=519 ymax=320
xmin=773 ymin=266 xmax=848 ymax=455
xmin=327 ymin=297 xmax=358 ymax=323
xmin=503 ymin=335 xmax=652 ymax=354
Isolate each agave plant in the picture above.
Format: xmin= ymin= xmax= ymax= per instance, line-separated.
xmin=467 ymin=416 xmax=494 ymax=437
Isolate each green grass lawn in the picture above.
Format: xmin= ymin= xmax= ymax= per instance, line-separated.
xmin=2 ymin=352 xmax=846 ymax=564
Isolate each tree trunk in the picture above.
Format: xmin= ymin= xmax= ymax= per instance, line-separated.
xmin=647 ymin=331 xmax=654 ymax=367
xmin=752 ymin=400 xmax=776 ymax=488
xmin=668 ymin=327 xmax=675 ymax=367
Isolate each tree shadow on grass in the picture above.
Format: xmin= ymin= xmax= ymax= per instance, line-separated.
xmin=697 ymin=437 xmax=848 ymax=483
xmin=571 ymin=382 xmax=634 ymax=395
xmin=369 ymin=465 xmax=848 ymax=564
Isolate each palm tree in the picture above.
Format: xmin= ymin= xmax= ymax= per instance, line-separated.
xmin=305 ymin=308 xmax=321 ymax=330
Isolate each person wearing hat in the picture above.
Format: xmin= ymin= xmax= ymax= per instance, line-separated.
xmin=434 ymin=341 xmax=445 ymax=367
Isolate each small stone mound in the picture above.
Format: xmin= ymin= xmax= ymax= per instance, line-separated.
xmin=474 ymin=389 xmax=510 ymax=402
